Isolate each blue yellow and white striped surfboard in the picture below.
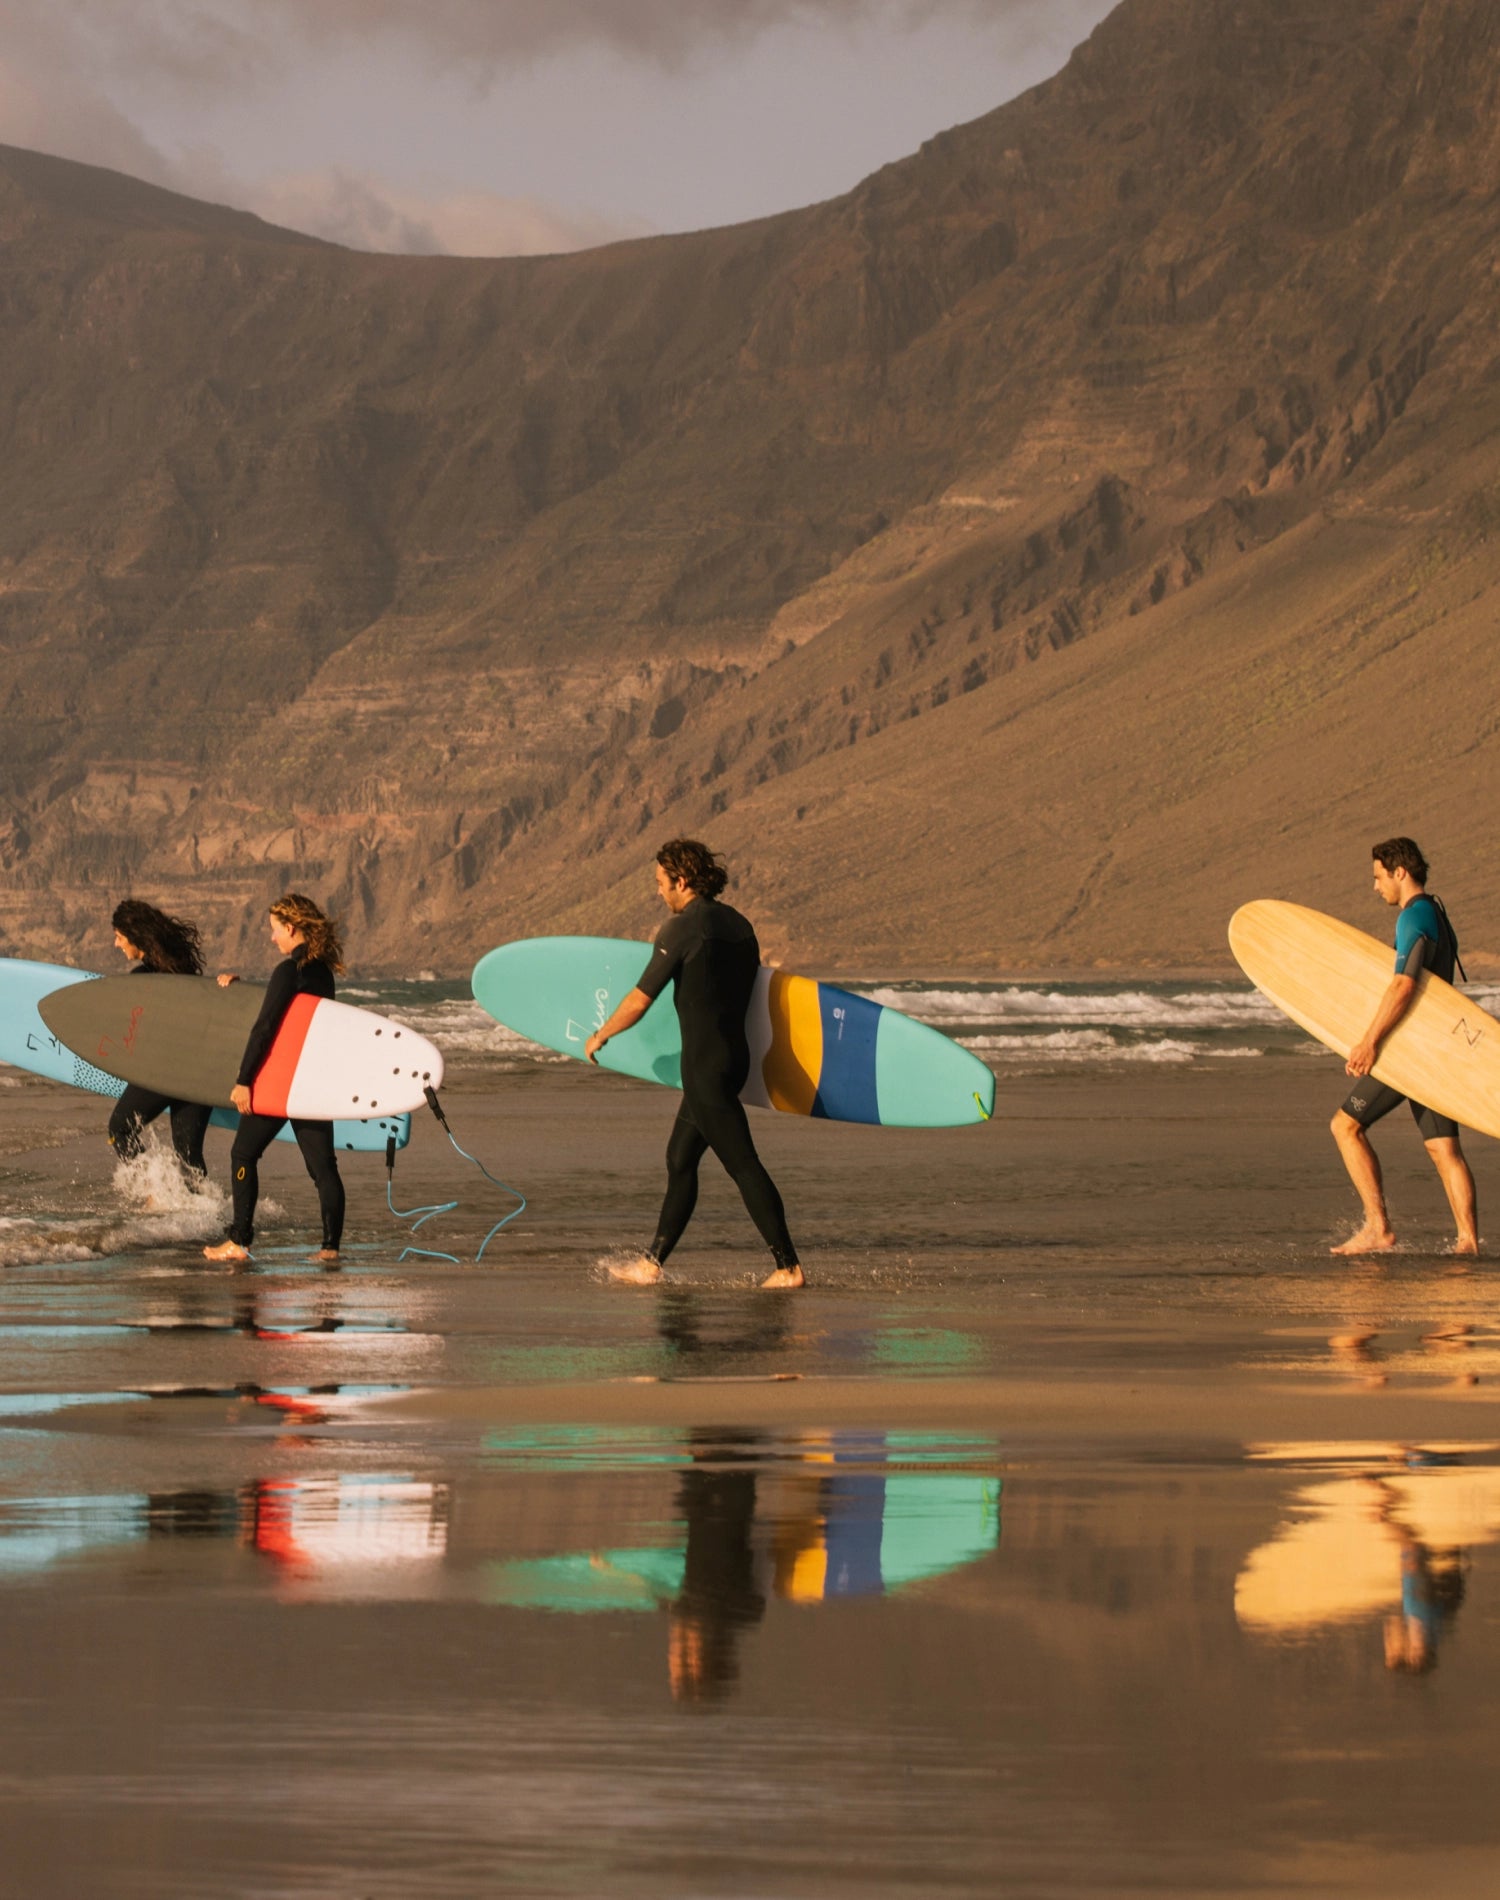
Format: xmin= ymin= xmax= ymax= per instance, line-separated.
xmin=470 ymin=937 xmax=995 ymax=1128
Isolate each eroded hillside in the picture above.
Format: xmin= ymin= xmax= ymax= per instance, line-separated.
xmin=2 ymin=0 xmax=1498 ymax=973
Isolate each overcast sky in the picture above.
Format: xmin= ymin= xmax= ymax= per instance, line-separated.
xmin=0 ymin=0 xmax=1115 ymax=256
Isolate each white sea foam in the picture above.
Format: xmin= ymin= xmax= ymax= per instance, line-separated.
xmin=965 ymin=1029 xmax=1269 ymax=1068
xmin=0 ymin=1134 xmax=237 ymax=1269
xmin=340 ymin=971 xmax=1500 ymax=1076
xmin=0 ymin=1203 xmax=222 ymax=1270
xmin=864 ymin=984 xmax=1284 ymax=1031
xmin=380 ymin=996 xmax=564 ymax=1061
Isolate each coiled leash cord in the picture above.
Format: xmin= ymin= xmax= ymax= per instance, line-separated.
xmin=385 ymin=1087 xmax=527 ymax=1264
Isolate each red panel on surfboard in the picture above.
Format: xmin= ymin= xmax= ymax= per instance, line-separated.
xmin=249 ymin=992 xmax=318 ymax=1118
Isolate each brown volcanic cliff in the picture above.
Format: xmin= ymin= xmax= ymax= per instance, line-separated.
xmin=2 ymin=0 xmax=1499 ymax=975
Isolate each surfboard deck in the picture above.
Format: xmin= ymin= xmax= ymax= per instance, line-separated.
xmin=0 ymin=960 xmax=409 ymax=1151
xmin=471 ymin=936 xmax=995 ymax=1128
xmin=1228 ymin=899 xmax=1500 ymax=1138
xmin=37 ymin=974 xmax=440 ymax=1122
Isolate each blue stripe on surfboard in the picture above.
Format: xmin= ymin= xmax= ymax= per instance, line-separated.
xmin=810 ymin=987 xmax=882 ymax=1124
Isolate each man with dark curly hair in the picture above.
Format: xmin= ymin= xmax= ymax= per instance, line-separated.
xmin=586 ymin=839 xmax=804 ymax=1288
xmin=1331 ymin=837 xmax=1477 ymax=1256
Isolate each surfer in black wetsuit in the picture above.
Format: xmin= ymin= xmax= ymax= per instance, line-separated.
xmin=203 ymin=893 xmax=346 ymax=1265
xmin=107 ymin=900 xmax=213 ymax=1181
xmin=585 ymin=839 xmax=804 ymax=1289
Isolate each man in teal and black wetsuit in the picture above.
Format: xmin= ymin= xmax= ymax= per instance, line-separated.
xmin=1330 ymin=836 xmax=1478 ymax=1256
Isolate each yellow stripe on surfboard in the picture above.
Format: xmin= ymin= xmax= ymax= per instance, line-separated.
xmin=762 ymin=970 xmax=823 ymax=1114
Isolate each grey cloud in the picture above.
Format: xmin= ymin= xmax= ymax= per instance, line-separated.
xmin=0 ymin=8 xmax=643 ymax=256
xmin=6 ymin=1 xmax=1093 ymax=92
xmin=0 ymin=0 xmax=1110 ymax=254
xmin=248 ymin=168 xmax=652 ymax=256
xmin=0 ymin=47 xmax=178 ymax=189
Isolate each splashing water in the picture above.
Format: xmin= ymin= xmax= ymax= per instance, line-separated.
xmin=0 ymin=1131 xmax=235 ymax=1269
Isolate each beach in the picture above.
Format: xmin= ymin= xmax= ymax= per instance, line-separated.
xmin=3 ymin=999 xmax=1500 ymax=1896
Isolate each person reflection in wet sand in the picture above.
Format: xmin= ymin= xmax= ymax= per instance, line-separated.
xmin=668 ymin=1430 xmax=768 ymax=1704
xmin=1368 ymin=1478 xmax=1469 ymax=1672
xmin=656 ymin=1288 xmax=792 ymax=1369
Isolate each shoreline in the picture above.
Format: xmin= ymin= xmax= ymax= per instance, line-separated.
xmin=359 ymin=1370 xmax=1500 ymax=1450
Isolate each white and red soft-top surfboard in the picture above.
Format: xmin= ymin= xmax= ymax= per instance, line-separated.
xmin=245 ymin=991 xmax=442 ymax=1119
xmin=39 ymin=975 xmax=442 ymax=1120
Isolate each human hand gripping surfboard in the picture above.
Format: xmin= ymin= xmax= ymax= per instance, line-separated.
xmin=471 ymin=936 xmax=995 ymax=1128
xmin=37 ymin=973 xmax=441 ymax=1121
xmin=1228 ymin=899 xmax=1500 ymax=1140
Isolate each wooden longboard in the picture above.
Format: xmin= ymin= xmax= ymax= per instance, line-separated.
xmin=1228 ymin=899 xmax=1500 ymax=1138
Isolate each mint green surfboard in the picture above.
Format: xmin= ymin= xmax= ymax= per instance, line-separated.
xmin=471 ymin=936 xmax=995 ymax=1128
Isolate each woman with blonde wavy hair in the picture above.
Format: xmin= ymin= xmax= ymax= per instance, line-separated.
xmin=204 ymin=893 xmax=347 ymax=1264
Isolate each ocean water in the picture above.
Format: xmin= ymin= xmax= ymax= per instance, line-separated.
xmin=336 ymin=973 xmax=1472 ymax=1074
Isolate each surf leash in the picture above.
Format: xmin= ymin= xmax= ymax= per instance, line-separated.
xmin=385 ymin=1131 xmax=460 ymax=1263
xmin=383 ymin=1088 xmax=527 ymax=1264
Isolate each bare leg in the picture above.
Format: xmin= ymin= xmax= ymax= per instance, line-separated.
xmin=1329 ymin=1110 xmax=1397 ymax=1253
xmin=1425 ymin=1137 xmax=1479 ymax=1254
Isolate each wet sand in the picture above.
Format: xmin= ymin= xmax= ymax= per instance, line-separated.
xmin=3 ymin=1053 xmax=1500 ymax=1895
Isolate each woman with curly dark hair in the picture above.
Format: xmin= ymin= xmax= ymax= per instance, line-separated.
xmin=204 ymin=893 xmax=347 ymax=1264
xmin=107 ymin=899 xmax=214 ymax=1180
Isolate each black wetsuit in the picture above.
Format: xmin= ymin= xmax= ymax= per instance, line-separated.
xmin=635 ymin=897 xmax=798 ymax=1272
xmin=670 ymin=1430 xmax=768 ymax=1700
xmin=106 ymin=967 xmax=212 ymax=1177
xmin=223 ymin=953 xmax=345 ymax=1251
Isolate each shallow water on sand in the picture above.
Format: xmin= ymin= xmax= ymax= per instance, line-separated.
xmin=3 ymin=1054 xmax=1500 ymax=1894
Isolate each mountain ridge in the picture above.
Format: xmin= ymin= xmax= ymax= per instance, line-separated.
xmin=2 ymin=0 xmax=1498 ymax=974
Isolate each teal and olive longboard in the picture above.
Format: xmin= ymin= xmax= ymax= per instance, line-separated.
xmin=0 ymin=959 xmax=410 ymax=1152
xmin=471 ymin=937 xmax=995 ymax=1127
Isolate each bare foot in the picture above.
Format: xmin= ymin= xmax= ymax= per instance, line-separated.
xmin=1451 ymin=1236 xmax=1480 ymax=1257
xmin=310 ymin=1248 xmax=340 ymax=1264
xmin=607 ymin=1255 xmax=662 ymax=1285
xmin=761 ymin=1265 xmax=806 ymax=1290
xmin=1331 ymin=1226 xmax=1396 ymax=1255
xmin=203 ymin=1240 xmax=250 ymax=1263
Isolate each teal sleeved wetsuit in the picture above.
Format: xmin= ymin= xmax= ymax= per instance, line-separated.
xmin=1340 ymin=893 xmax=1460 ymax=1140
